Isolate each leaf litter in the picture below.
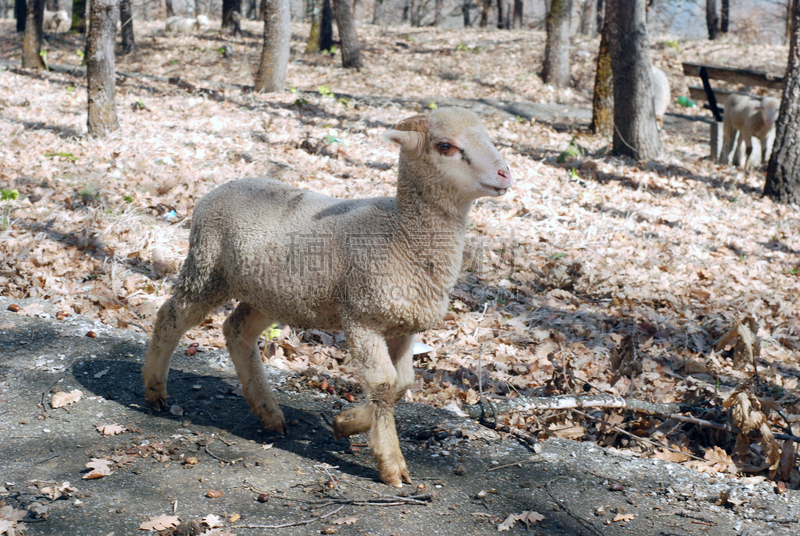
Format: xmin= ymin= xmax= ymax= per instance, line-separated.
xmin=0 ymin=19 xmax=798 ymax=492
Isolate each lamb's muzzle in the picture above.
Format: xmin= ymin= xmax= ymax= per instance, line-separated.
xmin=142 ymin=107 xmax=511 ymax=487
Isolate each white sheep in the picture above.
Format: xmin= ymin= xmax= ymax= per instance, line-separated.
xmin=720 ymin=94 xmax=780 ymax=169
xmin=44 ymin=9 xmax=69 ymax=32
xmin=142 ymin=108 xmax=513 ymax=487
xmin=651 ymin=66 xmax=670 ymax=129
xmin=165 ymin=15 xmax=210 ymax=34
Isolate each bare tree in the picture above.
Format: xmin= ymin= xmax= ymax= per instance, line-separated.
xmin=721 ymin=0 xmax=729 ymax=33
xmin=706 ymin=0 xmax=719 ymax=40
xmin=15 ymin=0 xmax=26 ymax=32
xmin=320 ymin=0 xmax=333 ymax=50
xmin=480 ymin=0 xmax=490 ymax=26
xmin=607 ymin=0 xmax=661 ymax=159
xmin=543 ymin=0 xmax=571 ymax=88
xmin=86 ymin=0 xmax=120 ymax=137
xmin=165 ymin=0 xmax=175 ymax=17
xmin=373 ymin=0 xmax=384 ymax=24
xmin=22 ymin=0 xmax=44 ymax=69
xmin=590 ymin=9 xmax=612 ymax=135
xmin=255 ymin=0 xmax=290 ymax=92
xmin=512 ymin=0 xmax=523 ymax=29
xmin=434 ymin=0 xmax=442 ymax=26
xmin=765 ymin=0 xmax=800 ymax=203
xmin=333 ymin=0 xmax=362 ymax=68
xmin=223 ymin=0 xmax=242 ymax=32
xmin=463 ymin=0 xmax=472 ymax=27
xmin=71 ymin=0 xmax=86 ymax=33
xmin=120 ymin=0 xmax=135 ymax=55
xmin=580 ymin=0 xmax=597 ymax=35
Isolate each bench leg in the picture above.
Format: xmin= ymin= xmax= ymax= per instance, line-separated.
xmin=710 ymin=121 xmax=724 ymax=162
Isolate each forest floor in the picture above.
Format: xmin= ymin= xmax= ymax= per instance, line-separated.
xmin=0 ymin=19 xmax=799 ymax=535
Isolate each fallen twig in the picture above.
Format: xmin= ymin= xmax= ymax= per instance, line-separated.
xmin=462 ymin=393 xmax=683 ymax=420
xmin=236 ymin=504 xmax=344 ymax=529
xmin=204 ymin=439 xmax=241 ymax=465
xmin=487 ymin=457 xmax=544 ymax=472
xmin=310 ymin=493 xmax=432 ymax=506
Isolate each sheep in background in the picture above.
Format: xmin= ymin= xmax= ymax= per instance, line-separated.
xmin=44 ymin=9 xmax=69 ymax=32
xmin=142 ymin=108 xmax=513 ymax=487
xmin=720 ymin=95 xmax=780 ymax=169
xmin=165 ymin=15 xmax=210 ymax=34
xmin=652 ymin=66 xmax=670 ymax=129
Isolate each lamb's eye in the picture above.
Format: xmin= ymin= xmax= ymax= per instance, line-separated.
xmin=438 ymin=142 xmax=452 ymax=153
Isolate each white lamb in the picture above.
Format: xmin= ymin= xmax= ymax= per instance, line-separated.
xmin=165 ymin=15 xmax=210 ymax=34
xmin=44 ymin=9 xmax=69 ymax=32
xmin=142 ymin=108 xmax=513 ymax=487
xmin=652 ymin=66 xmax=670 ymax=129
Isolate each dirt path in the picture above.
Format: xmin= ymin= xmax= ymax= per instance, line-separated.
xmin=1 ymin=297 xmax=797 ymax=536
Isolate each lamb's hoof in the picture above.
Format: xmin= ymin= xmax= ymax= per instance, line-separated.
xmin=144 ymin=387 xmax=168 ymax=411
xmin=260 ymin=410 xmax=287 ymax=435
xmin=378 ymin=459 xmax=412 ymax=488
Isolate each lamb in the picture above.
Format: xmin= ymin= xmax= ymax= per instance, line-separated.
xmin=720 ymin=95 xmax=780 ymax=169
xmin=651 ymin=66 xmax=670 ymax=129
xmin=142 ymin=108 xmax=512 ymax=487
xmin=165 ymin=15 xmax=210 ymax=34
xmin=44 ymin=9 xmax=69 ymax=32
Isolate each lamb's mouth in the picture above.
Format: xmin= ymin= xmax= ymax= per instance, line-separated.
xmin=480 ymin=183 xmax=508 ymax=195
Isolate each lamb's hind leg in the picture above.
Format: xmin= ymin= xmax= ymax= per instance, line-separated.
xmin=333 ymin=334 xmax=415 ymax=441
xmin=143 ymin=292 xmax=215 ymax=410
xmin=223 ymin=303 xmax=286 ymax=435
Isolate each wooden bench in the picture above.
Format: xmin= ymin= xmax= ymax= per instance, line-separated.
xmin=681 ymin=62 xmax=784 ymax=160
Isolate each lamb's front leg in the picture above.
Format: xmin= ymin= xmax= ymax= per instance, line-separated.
xmin=335 ymin=325 xmax=411 ymax=487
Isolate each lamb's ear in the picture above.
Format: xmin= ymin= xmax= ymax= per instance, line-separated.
xmin=383 ymin=114 xmax=430 ymax=156
xmin=382 ymin=130 xmax=427 ymax=155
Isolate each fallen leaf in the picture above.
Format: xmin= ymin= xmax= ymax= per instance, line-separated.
xmin=83 ymin=458 xmax=114 ymax=479
xmin=497 ymin=510 xmax=544 ymax=531
xmin=96 ymin=423 xmax=127 ymax=436
xmin=203 ymin=514 xmax=223 ymax=527
xmin=332 ymin=516 xmax=358 ymax=525
xmin=170 ymin=405 xmax=184 ymax=416
xmin=613 ymin=513 xmax=635 ymax=522
xmin=228 ymin=513 xmax=240 ymax=522
xmin=51 ymin=389 xmax=83 ymax=408
xmin=93 ymin=367 xmax=110 ymax=379
xmin=0 ymin=322 xmax=15 ymax=329
xmin=18 ymin=303 xmax=45 ymax=316
xmin=654 ymin=448 xmax=690 ymax=463
xmin=497 ymin=514 xmax=517 ymax=532
xmin=138 ymin=514 xmax=180 ymax=531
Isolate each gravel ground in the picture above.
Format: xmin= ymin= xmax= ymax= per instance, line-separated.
xmin=1 ymin=296 xmax=798 ymax=536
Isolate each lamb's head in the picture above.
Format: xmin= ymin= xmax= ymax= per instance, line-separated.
xmin=761 ymin=97 xmax=780 ymax=126
xmin=384 ymin=108 xmax=512 ymax=204
xmin=196 ymin=14 xmax=210 ymax=27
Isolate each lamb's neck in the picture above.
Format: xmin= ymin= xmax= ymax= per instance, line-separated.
xmin=395 ymin=172 xmax=471 ymax=238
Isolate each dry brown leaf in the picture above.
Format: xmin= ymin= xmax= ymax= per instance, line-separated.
xmin=83 ymin=458 xmax=114 ymax=479
xmin=331 ymin=516 xmax=358 ymax=525
xmin=51 ymin=389 xmax=83 ymax=408
xmin=613 ymin=512 xmax=635 ymax=522
xmin=18 ymin=303 xmax=45 ymax=316
xmin=96 ymin=423 xmax=127 ymax=436
xmin=654 ymin=448 xmax=690 ymax=463
xmin=497 ymin=510 xmax=544 ymax=531
xmin=703 ymin=446 xmax=733 ymax=472
xmin=715 ymin=317 xmax=760 ymax=370
xmin=138 ymin=514 xmax=180 ymax=531
xmin=779 ymin=440 xmax=796 ymax=482
xmin=202 ymin=514 xmax=223 ymax=527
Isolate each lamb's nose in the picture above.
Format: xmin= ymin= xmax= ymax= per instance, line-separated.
xmin=497 ymin=168 xmax=512 ymax=187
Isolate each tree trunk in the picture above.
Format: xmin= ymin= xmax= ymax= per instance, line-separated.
xmin=333 ymin=0 xmax=362 ymax=68
xmin=607 ymin=0 xmax=661 ymax=159
xmin=120 ymin=0 xmax=135 ymax=55
xmin=165 ymin=0 xmax=175 ymax=17
xmin=372 ymin=0 xmax=384 ymax=24
xmin=590 ymin=14 xmax=612 ymax=135
xmin=223 ymin=0 xmax=242 ymax=31
xmin=15 ymin=0 xmax=26 ymax=33
xmin=706 ymin=0 xmax=718 ymax=40
xmin=22 ymin=0 xmax=44 ymax=69
xmin=255 ymin=0 xmax=290 ymax=92
xmin=463 ymin=0 xmax=471 ymax=27
xmin=720 ymin=0 xmax=729 ymax=33
xmin=307 ymin=0 xmax=321 ymax=52
xmin=352 ymin=0 xmax=362 ymax=23
xmin=764 ymin=0 xmax=800 ymax=203
xmin=580 ymin=0 xmax=596 ymax=35
xmin=542 ymin=0 xmax=571 ymax=88
xmin=409 ymin=0 xmax=419 ymax=26
xmin=512 ymin=0 xmax=522 ymax=29
xmin=86 ymin=0 xmax=120 ymax=138
xmin=434 ymin=0 xmax=442 ymax=26
xmin=597 ymin=0 xmax=604 ymax=31
xmin=496 ymin=0 xmax=504 ymax=28
xmin=70 ymin=0 xmax=86 ymax=33
xmin=320 ymin=0 xmax=333 ymax=50
xmin=480 ymin=0 xmax=490 ymax=27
